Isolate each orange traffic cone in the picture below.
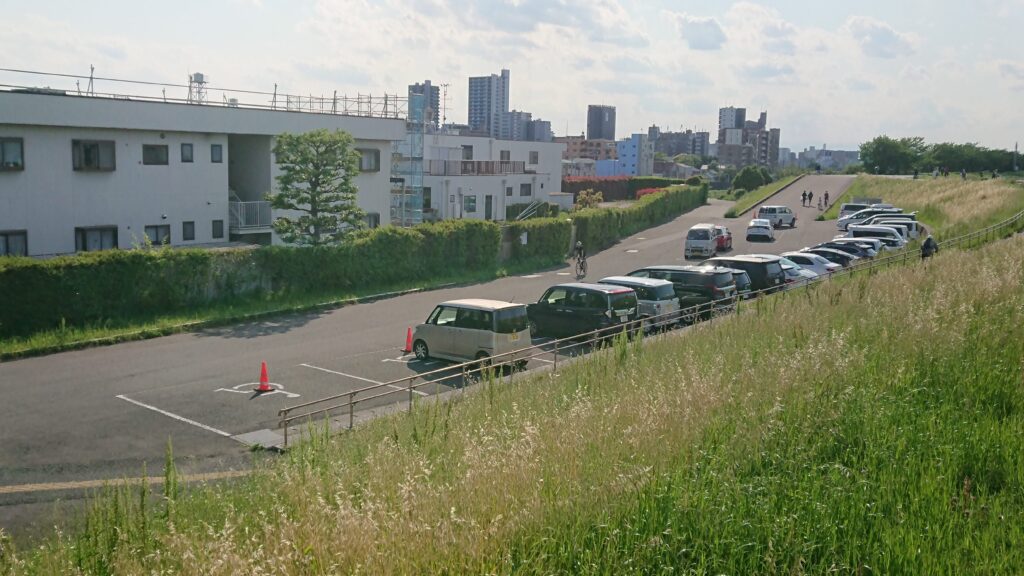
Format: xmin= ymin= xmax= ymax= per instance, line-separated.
xmin=254 ymin=361 xmax=273 ymax=392
xmin=403 ymin=327 xmax=413 ymax=354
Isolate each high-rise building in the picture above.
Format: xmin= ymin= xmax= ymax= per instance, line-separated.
xmin=526 ymin=119 xmax=553 ymax=142
xmin=587 ymin=105 xmax=616 ymax=141
xmin=502 ymin=110 xmax=532 ymax=141
xmin=408 ymin=80 xmax=441 ymax=130
xmin=468 ymin=69 xmax=510 ymax=138
xmin=717 ymin=106 xmax=746 ymax=140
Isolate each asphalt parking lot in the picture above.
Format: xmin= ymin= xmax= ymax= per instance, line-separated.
xmin=0 ymin=175 xmax=854 ymax=534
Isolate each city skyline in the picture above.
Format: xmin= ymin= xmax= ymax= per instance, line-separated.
xmin=1 ymin=0 xmax=1021 ymax=151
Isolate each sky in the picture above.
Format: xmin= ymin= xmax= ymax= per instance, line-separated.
xmin=1 ymin=0 xmax=1022 ymax=152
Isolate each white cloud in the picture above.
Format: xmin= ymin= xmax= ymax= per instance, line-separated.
xmin=670 ymin=13 xmax=727 ymax=50
xmin=844 ymin=16 xmax=915 ymax=58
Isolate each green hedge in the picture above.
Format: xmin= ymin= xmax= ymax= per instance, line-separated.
xmin=505 ymin=202 xmax=561 ymax=220
xmin=0 ymin=220 xmax=501 ymax=339
xmin=562 ymin=177 xmax=683 ymax=202
xmin=573 ymin=184 xmax=708 ymax=252
xmin=504 ymin=217 xmax=573 ymax=263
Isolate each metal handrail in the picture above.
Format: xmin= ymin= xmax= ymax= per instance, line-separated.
xmin=278 ymin=207 xmax=1024 ymax=446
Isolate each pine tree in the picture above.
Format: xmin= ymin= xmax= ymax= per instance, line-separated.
xmin=267 ymin=129 xmax=367 ymax=245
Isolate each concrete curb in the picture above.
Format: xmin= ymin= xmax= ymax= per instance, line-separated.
xmin=0 ymin=283 xmax=464 ymax=363
xmin=727 ymin=173 xmax=807 ymax=218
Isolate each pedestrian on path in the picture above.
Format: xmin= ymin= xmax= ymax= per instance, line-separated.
xmin=807 ymin=191 xmax=814 ymax=206
xmin=824 ymin=191 xmax=830 ymax=206
xmin=817 ymin=197 xmax=823 ymax=210
xmin=801 ymin=190 xmax=807 ymax=206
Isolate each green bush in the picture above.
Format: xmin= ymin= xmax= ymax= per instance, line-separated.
xmin=685 ymin=175 xmax=703 ymax=186
xmin=0 ymin=220 xmax=501 ymax=340
xmin=573 ymin=184 xmax=707 ymax=251
xmin=505 ymin=202 xmax=560 ymax=220
xmin=505 ymin=217 xmax=572 ymax=263
xmin=732 ymin=166 xmax=765 ymax=192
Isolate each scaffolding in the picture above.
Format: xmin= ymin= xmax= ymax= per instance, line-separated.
xmin=390 ymin=92 xmax=426 ymax=226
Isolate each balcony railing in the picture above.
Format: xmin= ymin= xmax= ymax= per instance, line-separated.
xmin=427 ymin=160 xmax=527 ymax=176
xmin=229 ymin=201 xmax=272 ymax=231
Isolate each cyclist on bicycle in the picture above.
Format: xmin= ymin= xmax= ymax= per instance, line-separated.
xmin=573 ymin=240 xmax=586 ymax=262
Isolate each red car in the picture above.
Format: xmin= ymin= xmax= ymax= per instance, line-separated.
xmin=714 ymin=225 xmax=733 ymax=250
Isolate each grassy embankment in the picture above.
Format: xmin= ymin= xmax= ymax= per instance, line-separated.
xmin=722 ymin=175 xmax=801 ymax=218
xmin=819 ymin=176 xmax=1024 ymax=238
xmin=4 ymin=230 xmax=1023 ymax=573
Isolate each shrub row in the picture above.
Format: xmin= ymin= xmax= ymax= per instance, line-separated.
xmin=561 ymin=176 xmax=683 ymax=202
xmin=0 ymin=220 xmax=501 ymax=339
xmin=573 ymin=184 xmax=708 ymax=252
xmin=505 ymin=202 xmax=561 ymax=220
xmin=504 ymin=217 xmax=573 ymax=263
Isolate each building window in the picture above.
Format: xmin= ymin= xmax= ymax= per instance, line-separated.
xmin=142 ymin=144 xmax=169 ymax=165
xmin=357 ymin=148 xmax=380 ymax=172
xmin=506 ymin=186 xmax=513 ymax=197
xmin=461 ymin=145 xmax=473 ymax=160
xmin=0 ymin=138 xmax=24 ymax=171
xmin=212 ymin=219 xmax=224 ymax=239
xmin=520 ymin=183 xmax=532 ymax=197
xmin=529 ymin=151 xmax=539 ymax=164
xmin=72 ymin=140 xmax=116 ymax=171
xmin=422 ymin=187 xmax=432 ymax=210
xmin=181 ymin=143 xmax=194 ymax=163
xmin=500 ymin=150 xmax=511 ymax=161
xmin=0 ymin=230 xmax=27 ymax=256
xmin=182 ymin=221 xmax=195 ymax=241
xmin=144 ymin=225 xmax=171 ymax=246
xmin=211 ymin=144 xmax=223 ymax=163
xmin=365 ymin=212 xmax=381 ymax=228
xmin=463 ymin=194 xmax=477 ymax=213
xmin=75 ymin=226 xmax=118 ymax=252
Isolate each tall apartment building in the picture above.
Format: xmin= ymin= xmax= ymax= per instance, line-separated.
xmin=717 ymin=106 xmax=746 ymax=141
xmin=468 ymin=69 xmax=510 ymax=138
xmin=650 ymin=127 xmax=711 ymax=159
xmin=408 ymin=80 xmax=441 ymax=130
xmin=595 ymin=133 xmax=653 ymax=177
xmin=587 ymin=105 xmax=616 ymax=141
xmin=553 ymin=135 xmax=616 ymax=161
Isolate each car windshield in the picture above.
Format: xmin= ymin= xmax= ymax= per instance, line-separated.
xmin=734 ymin=273 xmax=751 ymax=287
xmin=776 ymin=257 xmax=800 ymax=268
xmin=494 ymin=307 xmax=529 ymax=334
xmin=652 ymin=284 xmax=676 ymax=300
xmin=610 ymin=291 xmax=638 ymax=312
xmin=712 ymin=272 xmax=734 ymax=287
xmin=766 ymin=262 xmax=783 ymax=276
xmin=687 ymin=228 xmax=710 ymax=240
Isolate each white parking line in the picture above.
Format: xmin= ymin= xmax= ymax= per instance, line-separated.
xmin=300 ymin=363 xmax=429 ymax=396
xmin=116 ymin=395 xmax=232 ymax=437
xmin=382 ymin=355 xmax=439 ymax=366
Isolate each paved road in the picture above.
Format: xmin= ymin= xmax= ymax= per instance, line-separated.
xmin=0 ymin=175 xmax=853 ymax=535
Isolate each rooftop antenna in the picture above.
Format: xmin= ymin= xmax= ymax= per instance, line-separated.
xmin=440 ymin=82 xmax=450 ymax=126
xmin=86 ymin=64 xmax=95 ymax=96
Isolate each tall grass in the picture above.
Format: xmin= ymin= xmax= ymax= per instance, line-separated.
xmin=4 ymin=237 xmax=1023 ymax=574
xmin=820 ymin=176 xmax=1024 ymax=238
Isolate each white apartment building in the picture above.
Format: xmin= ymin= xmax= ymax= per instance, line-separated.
xmin=422 ymin=134 xmax=565 ymax=221
xmin=0 ymin=90 xmax=405 ymax=257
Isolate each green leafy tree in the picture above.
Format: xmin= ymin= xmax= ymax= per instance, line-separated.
xmin=758 ymin=166 xmax=773 ymax=184
xmin=732 ymin=166 xmax=766 ymax=191
xmin=267 ymin=129 xmax=366 ymax=246
xmin=859 ymin=135 xmax=926 ymax=175
xmin=575 ymin=188 xmax=604 ymax=210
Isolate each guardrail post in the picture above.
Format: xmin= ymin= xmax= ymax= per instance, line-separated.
xmin=283 ymin=418 xmax=289 ymax=447
xmin=553 ymin=340 xmax=559 ymax=372
xmin=349 ymin=392 xmax=355 ymax=430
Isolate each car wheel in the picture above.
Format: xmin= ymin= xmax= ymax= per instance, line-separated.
xmin=413 ymin=340 xmax=429 ymax=361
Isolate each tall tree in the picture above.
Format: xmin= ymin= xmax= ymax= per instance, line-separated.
xmin=267 ymin=129 xmax=366 ymax=246
xmin=859 ymin=135 xmax=925 ymax=174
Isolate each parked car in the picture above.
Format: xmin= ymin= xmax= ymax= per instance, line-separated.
xmin=527 ymin=283 xmax=639 ymax=340
xmin=685 ymin=223 xmax=720 ymax=258
xmin=598 ymin=276 xmax=680 ymax=332
xmin=801 ymin=247 xmax=858 ymax=268
xmin=843 ymin=225 xmax=908 ymax=247
xmin=627 ymin=265 xmax=738 ymax=322
xmin=412 ymin=299 xmax=532 ymax=367
xmin=781 ymin=264 xmax=817 ymax=288
xmin=726 ymin=268 xmax=754 ymax=300
xmin=860 ymin=212 xmax=917 ymax=226
xmin=714 ymin=225 xmax=733 ymax=251
xmin=703 ymin=255 xmax=786 ymax=294
xmin=837 ymin=207 xmax=904 ymax=230
xmin=838 ymin=202 xmax=895 ymax=219
xmin=746 ymin=218 xmax=775 ymax=241
xmin=814 ymin=241 xmax=876 ymax=259
xmin=780 ymin=251 xmax=842 ymax=276
xmin=756 ymin=205 xmax=797 ymax=228
xmin=826 ymin=237 xmax=883 ymax=255
xmin=874 ymin=219 xmax=922 ymax=239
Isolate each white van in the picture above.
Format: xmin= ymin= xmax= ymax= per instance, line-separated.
xmin=598 ymin=276 xmax=680 ymax=331
xmin=844 ymin=225 xmax=907 ymax=247
xmin=875 ymin=219 xmax=921 ymax=239
xmin=412 ymin=299 xmax=532 ymax=366
xmin=685 ymin=223 xmax=719 ymax=258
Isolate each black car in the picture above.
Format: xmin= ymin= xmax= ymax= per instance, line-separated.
xmin=527 ymin=283 xmax=640 ymax=339
xmin=703 ymin=255 xmax=786 ymax=294
xmin=815 ymin=242 xmax=874 ymax=260
xmin=627 ymin=265 xmax=738 ymax=323
xmin=725 ymin=268 xmax=754 ymax=299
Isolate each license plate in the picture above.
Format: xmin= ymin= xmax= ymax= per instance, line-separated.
xmin=618 ymin=315 xmax=628 ymax=323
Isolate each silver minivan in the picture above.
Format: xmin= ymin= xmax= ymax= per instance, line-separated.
xmin=598 ymin=276 xmax=680 ymax=331
xmin=412 ymin=299 xmax=532 ymax=366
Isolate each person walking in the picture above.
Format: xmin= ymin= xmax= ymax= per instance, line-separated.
xmin=807 ymin=191 xmax=814 ymax=206
xmin=801 ymin=190 xmax=807 ymax=206
xmin=817 ymin=197 xmax=823 ymax=210
xmin=921 ymin=234 xmax=939 ymax=261
xmin=823 ymin=191 xmax=830 ymax=207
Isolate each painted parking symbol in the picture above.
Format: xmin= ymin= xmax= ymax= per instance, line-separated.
xmin=215 ymin=382 xmax=300 ymax=399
